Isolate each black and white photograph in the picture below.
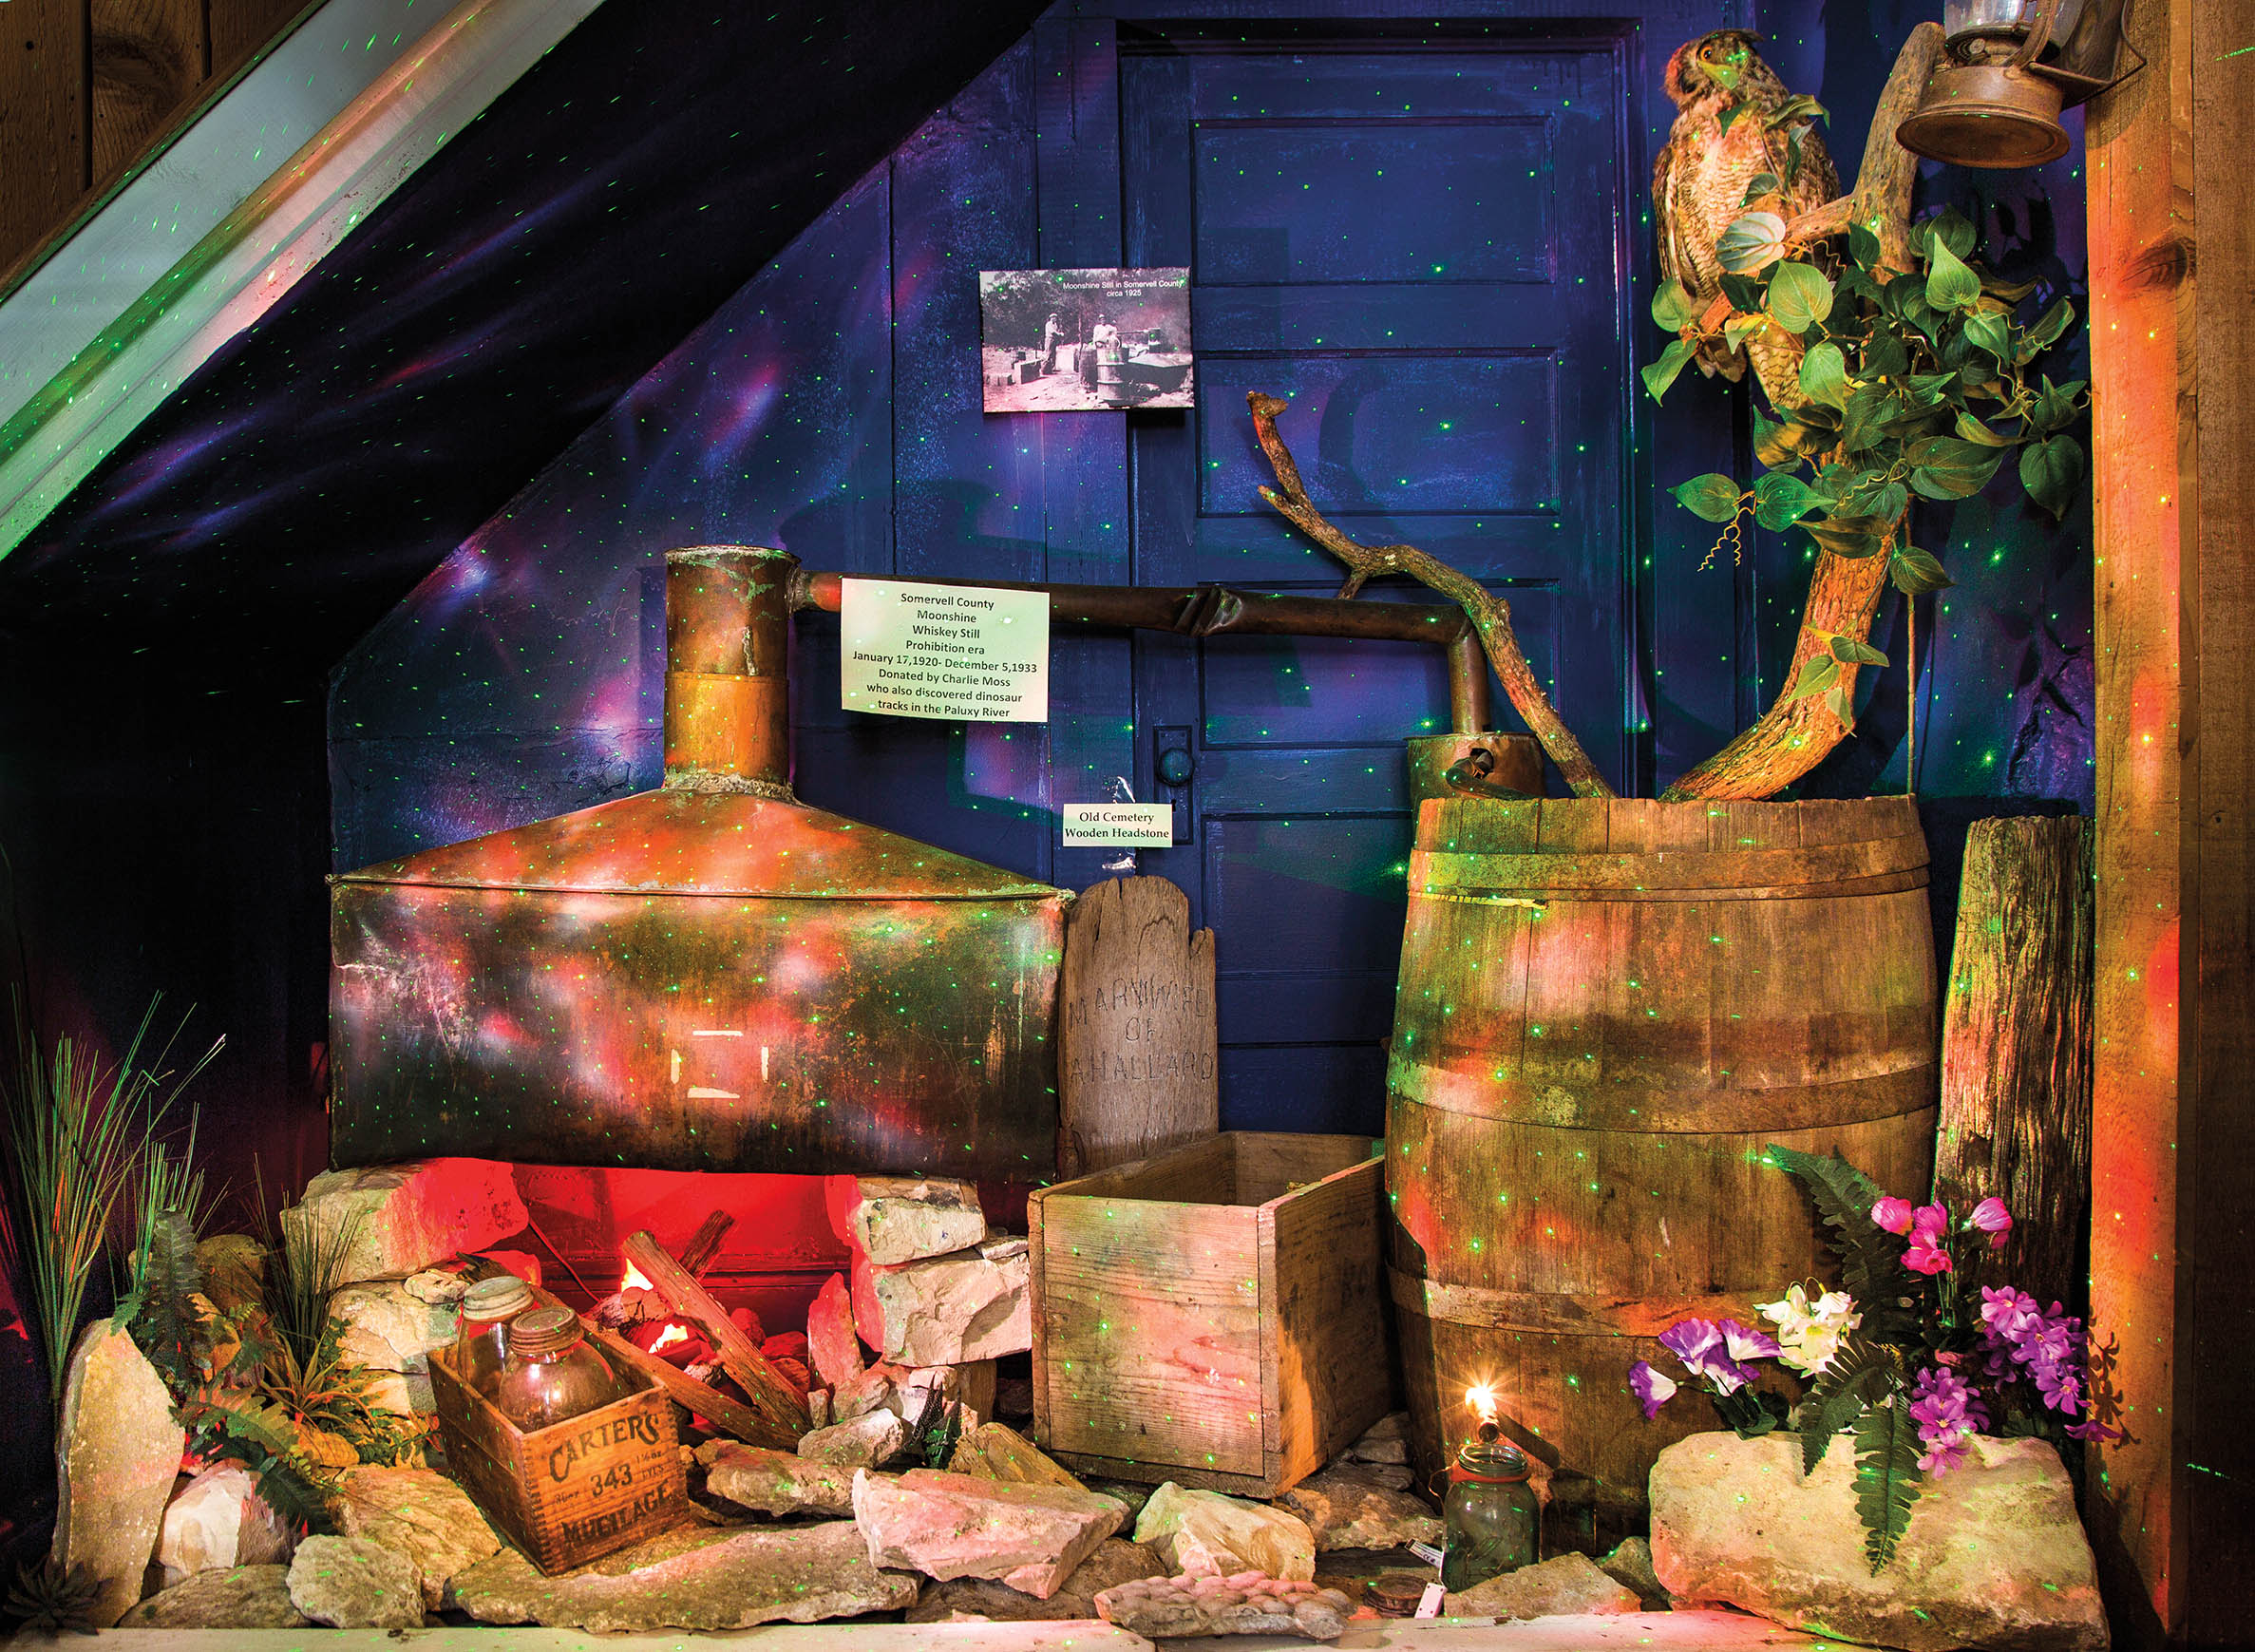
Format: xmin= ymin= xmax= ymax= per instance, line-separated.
xmin=978 ymin=267 xmax=1194 ymax=412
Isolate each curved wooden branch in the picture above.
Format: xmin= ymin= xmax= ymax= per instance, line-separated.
xmin=1782 ymin=24 xmax=1945 ymax=272
xmin=1246 ymin=391 xmax=1615 ymax=799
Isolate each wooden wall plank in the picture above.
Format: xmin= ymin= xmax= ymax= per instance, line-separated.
xmin=0 ymin=0 xmax=91 ymax=277
xmin=90 ymin=0 xmax=206 ymax=185
xmin=2086 ymin=0 xmax=2255 ymax=1636
xmin=207 ymin=0 xmax=305 ymax=76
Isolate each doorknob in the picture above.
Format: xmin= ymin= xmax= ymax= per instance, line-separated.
xmin=1156 ymin=745 xmax=1195 ymax=788
xmin=1153 ymin=726 xmax=1194 ymax=845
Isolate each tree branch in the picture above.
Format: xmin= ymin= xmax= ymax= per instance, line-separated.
xmin=1246 ymin=392 xmax=1615 ymax=799
xmin=1782 ymin=25 xmax=1946 ymax=272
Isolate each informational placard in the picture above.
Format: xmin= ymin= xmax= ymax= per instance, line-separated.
xmin=840 ymin=579 xmax=1049 ymax=723
xmin=1061 ymin=803 xmax=1174 ymax=848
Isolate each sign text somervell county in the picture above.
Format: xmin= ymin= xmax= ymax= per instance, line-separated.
xmin=840 ymin=579 xmax=1050 ymax=723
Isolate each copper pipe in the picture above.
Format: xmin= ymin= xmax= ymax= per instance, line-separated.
xmin=666 ymin=545 xmax=795 ymax=788
xmin=789 ymin=570 xmax=1492 ymax=735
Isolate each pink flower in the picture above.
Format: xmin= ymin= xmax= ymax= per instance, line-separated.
xmin=1910 ymin=1203 xmax=1949 ymax=1244
xmin=1903 ymin=1239 xmax=1954 ymax=1275
xmin=1871 ymin=1196 xmax=1915 ymax=1234
xmin=1629 ymin=1360 xmax=1677 ymax=1420
xmin=1969 ymin=1197 xmax=2014 ymax=1248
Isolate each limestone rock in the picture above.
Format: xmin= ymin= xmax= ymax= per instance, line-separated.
xmin=282 ymin=1159 xmax=526 ymax=1284
xmin=1089 ymin=1478 xmax=1156 ymax=1521
xmin=807 ymin=1271 xmax=863 ymax=1391
xmin=332 ymin=1277 xmax=460 ymax=1373
xmin=403 ymin=1267 xmax=472 ymax=1303
xmin=328 ymin=1465 xmax=501 ymax=1608
xmin=1445 ymin=1551 xmax=1641 ymax=1620
xmin=362 ymin=1366 xmax=436 ymax=1418
xmin=286 ymin=1533 xmax=425 ymax=1628
xmin=853 ymin=1467 xmax=1126 ymax=1599
xmin=800 ymin=1405 xmax=908 ymax=1468
xmin=699 ymin=1442 xmax=861 ymax=1517
xmin=1097 ymin=1570 xmax=1356 ymax=1640
xmin=450 ymin=1519 xmax=918 ymax=1630
xmin=51 ymin=1321 xmax=188 ymax=1627
xmin=1650 ymin=1430 xmax=2109 ymax=1652
xmin=1343 ymin=1411 xmax=1410 ymax=1466
xmin=848 ymin=1176 xmax=989 ymax=1265
xmin=949 ymin=1421 xmax=1088 ymax=1491
xmin=157 ymin=1465 xmax=294 ymax=1583
xmin=908 ymin=1537 xmax=1169 ymax=1623
xmin=1279 ymin=1462 xmax=1443 ymax=1552
xmin=1599 ymin=1534 xmax=1670 ymax=1610
xmin=195 ymin=1234 xmax=267 ymax=1313
xmin=868 ymin=1236 xmax=1032 ymax=1366
xmin=807 ymin=1388 xmax=832 ymax=1429
xmin=1134 ymin=1482 xmax=1316 ymax=1582
xmin=118 ymin=1564 xmax=308 ymax=1628
xmin=833 ymin=1359 xmax=908 ymax=1423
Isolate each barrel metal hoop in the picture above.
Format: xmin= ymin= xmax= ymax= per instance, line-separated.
xmin=1411 ymin=835 xmax=1929 ymax=899
xmin=1388 ymin=1054 xmax=1939 ymax=1134
xmin=1388 ymin=1268 xmax=1760 ymax=1340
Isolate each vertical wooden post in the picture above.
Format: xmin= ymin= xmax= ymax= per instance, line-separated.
xmin=2086 ymin=0 xmax=2255 ymax=1639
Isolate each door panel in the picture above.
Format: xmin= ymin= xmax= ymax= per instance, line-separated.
xmin=1123 ymin=36 xmax=1631 ymax=1134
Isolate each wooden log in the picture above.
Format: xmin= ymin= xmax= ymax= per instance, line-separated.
xmin=1932 ymin=817 xmax=2093 ymax=1313
xmin=1059 ymin=876 xmax=1218 ymax=1178
xmin=597 ymin=1207 xmax=735 ymax=1327
xmin=621 ymin=1229 xmax=809 ymax=1435
xmin=578 ymin=1318 xmax=797 ymax=1452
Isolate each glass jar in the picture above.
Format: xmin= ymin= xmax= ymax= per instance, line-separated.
xmin=1441 ymin=1426 xmax=1540 ymax=1592
xmin=452 ymin=1275 xmax=536 ymax=1395
xmin=493 ymin=1304 xmax=619 ymax=1431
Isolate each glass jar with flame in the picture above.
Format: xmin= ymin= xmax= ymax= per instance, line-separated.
xmin=1442 ymin=1382 xmax=1540 ymax=1592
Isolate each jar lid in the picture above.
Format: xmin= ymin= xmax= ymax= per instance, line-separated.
xmin=462 ymin=1276 xmax=535 ymax=1320
xmin=1452 ymin=1435 xmax=1531 ymax=1483
xmin=506 ymin=1303 xmax=583 ymax=1358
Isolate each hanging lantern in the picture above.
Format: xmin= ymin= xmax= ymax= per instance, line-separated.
xmin=1897 ymin=0 xmax=2138 ymax=169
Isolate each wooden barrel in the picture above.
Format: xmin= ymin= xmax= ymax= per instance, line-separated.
xmin=1384 ymin=796 xmax=1936 ymax=1551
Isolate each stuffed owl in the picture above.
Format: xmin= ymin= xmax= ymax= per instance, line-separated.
xmin=1653 ymin=30 xmax=1838 ymax=408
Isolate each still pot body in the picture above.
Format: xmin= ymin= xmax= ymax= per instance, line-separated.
xmin=1385 ymin=795 xmax=1937 ymax=1550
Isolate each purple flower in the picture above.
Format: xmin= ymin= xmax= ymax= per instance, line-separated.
xmin=1658 ymin=1317 xmax=1723 ymax=1368
xmin=1718 ymin=1319 xmax=1784 ymax=1365
xmin=1658 ymin=1318 xmax=1760 ymax=1394
xmin=1871 ymin=1196 xmax=1915 ymax=1234
xmin=1969 ymin=1197 xmax=2013 ymax=1247
xmin=1979 ymin=1286 xmax=2107 ymax=1426
xmin=1629 ymin=1360 xmax=1677 ymax=1420
xmin=1908 ymin=1364 xmax=1989 ymax=1475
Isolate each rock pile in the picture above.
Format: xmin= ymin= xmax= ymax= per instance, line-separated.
xmin=1096 ymin=1570 xmax=1357 ymax=1640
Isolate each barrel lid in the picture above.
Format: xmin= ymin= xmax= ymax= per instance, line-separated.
xmin=334 ymin=788 xmax=1058 ymax=901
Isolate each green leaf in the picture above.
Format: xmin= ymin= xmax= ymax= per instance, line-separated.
xmin=1739 ymin=171 xmax=1782 ymax=207
xmin=1853 ymin=1400 xmax=1924 ymax=1573
xmin=1753 ymin=471 xmax=1822 ymax=530
xmin=1827 ymin=683 xmax=1855 ymax=727
xmin=1766 ymin=260 xmax=1834 ymax=333
xmin=1716 ymin=104 xmax=1749 ymax=137
xmin=1889 ymin=545 xmax=1954 ymax=594
xmin=1836 ymin=265 xmax=1885 ymax=310
xmin=1962 ymin=310 xmax=2012 ymax=364
xmin=1753 ymin=412 xmax=1826 ymax=469
xmin=1806 ymin=516 xmax=1885 ymax=559
xmin=1719 ymin=272 xmax=1769 ymax=313
xmin=1799 ymin=341 xmax=1850 ymax=410
xmin=1839 ymin=384 xmax=1895 ymax=454
xmin=1640 ymin=336 xmax=1698 ymax=403
xmin=1764 ymin=92 xmax=1829 ymax=128
xmin=1761 ymin=1145 xmax=1923 ymax=1339
xmin=2018 ymin=294 xmax=2075 ymax=361
xmin=1652 ymin=277 xmax=1702 ymax=332
xmin=1861 ymin=331 xmax=1909 ymax=380
xmin=1955 ymin=412 xmax=2010 ymax=446
xmin=1848 ymin=222 xmax=1884 ymax=272
xmin=1923 ymin=235 xmax=1982 ymax=313
xmin=1673 ymin=472 xmax=1746 ymax=523
xmin=1724 ymin=313 xmax=1768 ymax=352
xmin=1718 ymin=211 xmax=1791 ymax=275
xmin=1783 ymin=655 xmax=1841 ymax=703
xmin=1798 ymin=1332 xmax=1908 ymax=1476
xmin=1868 ymin=481 xmax=1909 ymax=523
xmin=1830 ymin=636 xmax=1889 ymax=666
xmin=1786 ymin=127 xmax=1808 ymax=189
xmin=2027 ymin=376 xmax=2085 ymax=433
xmin=2019 ymin=435 xmax=2085 ymax=518
xmin=1922 ymin=206 xmax=1977 ymax=261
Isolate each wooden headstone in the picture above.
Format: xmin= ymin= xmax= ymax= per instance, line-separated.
xmin=1931 ymin=816 xmax=2094 ymax=1313
xmin=1059 ymin=876 xmax=1218 ymax=1177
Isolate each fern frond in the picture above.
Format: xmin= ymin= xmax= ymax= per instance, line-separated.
xmin=1851 ymin=1398 xmax=1923 ymax=1572
xmin=1764 ymin=1144 xmax=1923 ymax=1341
xmin=1799 ymin=1332 xmax=1906 ymax=1473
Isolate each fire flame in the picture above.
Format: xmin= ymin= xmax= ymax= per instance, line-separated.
xmin=1465 ymin=1382 xmax=1500 ymax=1426
xmin=620 ymin=1260 xmax=654 ymax=1293
xmin=650 ymin=1322 xmax=690 ymax=1354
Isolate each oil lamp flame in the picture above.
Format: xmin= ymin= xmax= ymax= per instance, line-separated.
xmin=1465 ymin=1382 xmax=1500 ymax=1426
xmin=650 ymin=1322 xmax=689 ymax=1354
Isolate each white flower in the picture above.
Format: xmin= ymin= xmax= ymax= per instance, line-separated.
xmin=1754 ymin=1282 xmax=1861 ymax=1377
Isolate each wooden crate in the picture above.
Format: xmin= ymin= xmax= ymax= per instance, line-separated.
xmin=429 ymin=1342 xmax=686 ymax=1574
xmin=1028 ymin=1130 xmax=1392 ymax=1498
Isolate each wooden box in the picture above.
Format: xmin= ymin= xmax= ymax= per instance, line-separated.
xmin=429 ymin=1342 xmax=686 ymax=1574
xmin=1028 ymin=1131 xmax=1392 ymax=1498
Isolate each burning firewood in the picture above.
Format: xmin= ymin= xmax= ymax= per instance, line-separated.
xmin=596 ymin=1209 xmax=734 ymax=1329
xmin=578 ymin=1317 xmax=796 ymax=1451
xmin=621 ymin=1229 xmax=811 ymax=1435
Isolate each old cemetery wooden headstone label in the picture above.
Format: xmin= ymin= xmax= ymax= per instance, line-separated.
xmin=1059 ymin=877 xmax=1217 ymax=1176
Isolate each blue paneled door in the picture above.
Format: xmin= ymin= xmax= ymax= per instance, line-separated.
xmin=1117 ymin=35 xmax=1634 ymax=1133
